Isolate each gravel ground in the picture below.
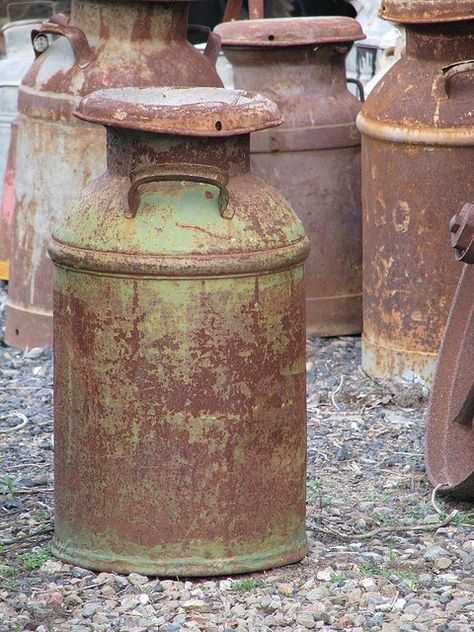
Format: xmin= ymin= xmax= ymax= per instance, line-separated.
xmin=0 ymin=281 xmax=473 ymax=632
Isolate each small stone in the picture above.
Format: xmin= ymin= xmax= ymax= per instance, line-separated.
xmin=296 ymin=614 xmax=316 ymax=629
xmin=128 ymin=573 xmax=148 ymax=586
xmin=418 ymin=573 xmax=433 ymax=586
xmin=439 ymin=591 xmax=452 ymax=604
xmin=423 ymin=546 xmax=448 ymax=562
xmin=160 ymin=625 xmax=181 ymax=632
xmin=182 ymin=599 xmax=207 ymax=611
xmin=336 ymin=444 xmax=350 ymax=461
xmin=39 ymin=559 xmax=63 ymax=574
xmin=316 ymin=568 xmax=333 ymax=582
xmin=360 ymin=578 xmax=377 ymax=590
xmin=82 ymin=602 xmax=100 ymax=618
xmin=434 ymin=557 xmax=452 ymax=570
xmin=276 ymin=582 xmax=294 ymax=595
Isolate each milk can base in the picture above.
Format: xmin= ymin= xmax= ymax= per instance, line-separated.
xmin=306 ymin=293 xmax=362 ymax=337
xmin=362 ymin=334 xmax=438 ymax=385
xmin=51 ymin=537 xmax=309 ymax=577
xmin=4 ymin=302 xmax=53 ymax=349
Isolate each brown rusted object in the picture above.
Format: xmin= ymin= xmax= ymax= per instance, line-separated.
xmin=0 ymin=118 xmax=17 ymax=281
xmin=5 ymin=0 xmax=222 ymax=349
xmin=215 ymin=17 xmax=365 ymax=336
xmin=425 ymin=203 xmax=474 ymax=500
xmin=49 ymin=86 xmax=310 ymax=575
xmin=358 ymin=1 xmax=474 ymax=383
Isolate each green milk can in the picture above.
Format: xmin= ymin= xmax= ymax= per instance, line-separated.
xmin=48 ymin=86 xmax=310 ymax=576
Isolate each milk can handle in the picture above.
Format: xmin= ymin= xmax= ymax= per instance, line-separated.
xmin=433 ymin=60 xmax=474 ymax=101
xmin=223 ymin=0 xmax=264 ymax=21
xmin=346 ymin=78 xmax=365 ymax=102
xmin=127 ymin=164 xmax=232 ymax=220
xmin=31 ymin=17 xmax=94 ymax=68
xmin=188 ymin=25 xmax=221 ymax=66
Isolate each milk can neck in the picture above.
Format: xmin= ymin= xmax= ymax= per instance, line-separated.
xmin=106 ymin=129 xmax=250 ymax=177
xmin=70 ymin=0 xmax=189 ymax=44
xmin=405 ymin=21 xmax=474 ymax=62
xmin=225 ymin=45 xmax=350 ymax=95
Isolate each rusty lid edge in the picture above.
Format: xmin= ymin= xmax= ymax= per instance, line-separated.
xmin=73 ymin=87 xmax=284 ymax=137
xmin=214 ymin=16 xmax=365 ymax=47
xmin=380 ymin=1 xmax=474 ymax=23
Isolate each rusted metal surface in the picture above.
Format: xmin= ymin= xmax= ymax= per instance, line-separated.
xmin=380 ymin=1 xmax=474 ymax=24
xmin=425 ymin=203 xmax=474 ymax=500
xmin=0 ymin=12 xmax=47 ymax=280
xmin=358 ymin=6 xmax=474 ymax=383
xmin=215 ymin=17 xmax=365 ymax=336
xmin=48 ymin=86 xmax=310 ymax=576
xmin=5 ymin=0 xmax=222 ymax=349
xmin=0 ymin=118 xmax=17 ymax=280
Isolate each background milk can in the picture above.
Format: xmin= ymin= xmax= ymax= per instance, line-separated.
xmin=425 ymin=203 xmax=474 ymax=500
xmin=215 ymin=17 xmax=365 ymax=336
xmin=358 ymin=0 xmax=474 ymax=383
xmin=4 ymin=0 xmax=222 ymax=349
xmin=48 ymin=86 xmax=310 ymax=576
xmin=0 ymin=2 xmax=55 ymax=281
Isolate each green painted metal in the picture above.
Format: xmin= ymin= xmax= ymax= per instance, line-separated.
xmin=49 ymin=87 xmax=310 ymax=576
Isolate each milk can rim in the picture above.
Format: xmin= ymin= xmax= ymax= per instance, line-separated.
xmin=380 ymin=0 xmax=474 ymax=23
xmin=214 ymin=16 xmax=365 ymax=47
xmin=74 ymin=87 xmax=283 ymax=136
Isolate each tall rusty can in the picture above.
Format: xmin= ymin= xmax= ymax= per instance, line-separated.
xmin=214 ymin=17 xmax=365 ymax=336
xmin=5 ymin=0 xmax=222 ymax=349
xmin=358 ymin=0 xmax=474 ymax=383
xmin=48 ymin=87 xmax=310 ymax=575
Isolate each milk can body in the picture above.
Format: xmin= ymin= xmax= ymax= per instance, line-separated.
xmin=5 ymin=0 xmax=222 ymax=349
xmin=215 ymin=17 xmax=364 ymax=336
xmin=358 ymin=0 xmax=474 ymax=382
xmin=48 ymin=87 xmax=310 ymax=576
xmin=0 ymin=15 xmax=46 ymax=280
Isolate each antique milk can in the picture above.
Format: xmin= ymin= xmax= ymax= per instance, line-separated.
xmin=5 ymin=0 xmax=222 ymax=349
xmin=48 ymin=86 xmax=310 ymax=575
xmin=425 ymin=203 xmax=474 ymax=500
xmin=215 ymin=17 xmax=365 ymax=336
xmin=0 ymin=3 xmax=54 ymax=280
xmin=358 ymin=0 xmax=474 ymax=383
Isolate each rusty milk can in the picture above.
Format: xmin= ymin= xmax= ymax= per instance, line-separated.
xmin=425 ymin=203 xmax=474 ymax=500
xmin=358 ymin=0 xmax=474 ymax=383
xmin=5 ymin=0 xmax=222 ymax=349
xmin=48 ymin=86 xmax=310 ymax=575
xmin=0 ymin=2 xmax=54 ymax=281
xmin=215 ymin=16 xmax=365 ymax=336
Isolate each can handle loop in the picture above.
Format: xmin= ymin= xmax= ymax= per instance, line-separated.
xmin=188 ymin=25 xmax=221 ymax=66
xmin=223 ymin=0 xmax=264 ymax=22
xmin=433 ymin=60 xmax=474 ymax=101
xmin=31 ymin=15 xmax=95 ymax=69
xmin=127 ymin=164 xmax=232 ymax=220
xmin=347 ymin=78 xmax=365 ymax=102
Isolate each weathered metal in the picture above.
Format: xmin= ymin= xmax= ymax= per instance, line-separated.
xmin=48 ymin=86 xmax=310 ymax=576
xmin=215 ymin=16 xmax=365 ymax=336
xmin=358 ymin=1 xmax=474 ymax=383
xmin=425 ymin=203 xmax=474 ymax=500
xmin=0 ymin=6 xmax=52 ymax=280
xmin=5 ymin=0 xmax=222 ymax=349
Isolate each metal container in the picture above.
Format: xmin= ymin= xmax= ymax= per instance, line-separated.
xmin=5 ymin=0 xmax=222 ymax=349
xmin=215 ymin=17 xmax=365 ymax=336
xmin=425 ymin=202 xmax=474 ymax=500
xmin=0 ymin=6 xmax=52 ymax=280
xmin=48 ymin=86 xmax=310 ymax=576
xmin=358 ymin=0 xmax=474 ymax=383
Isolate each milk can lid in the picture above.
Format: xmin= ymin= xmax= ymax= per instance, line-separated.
xmin=380 ymin=0 xmax=474 ymax=23
xmin=74 ymin=87 xmax=283 ymax=136
xmin=214 ymin=16 xmax=365 ymax=47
